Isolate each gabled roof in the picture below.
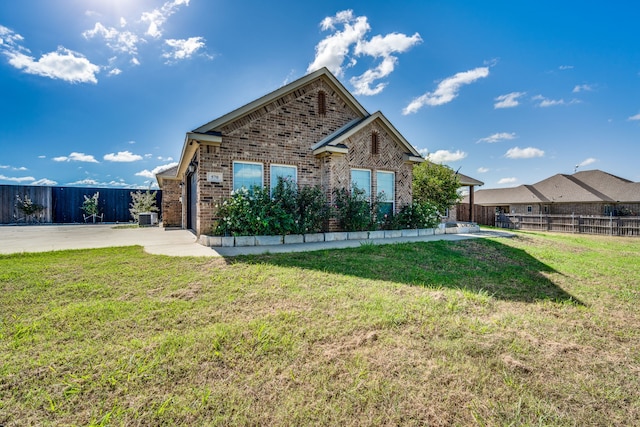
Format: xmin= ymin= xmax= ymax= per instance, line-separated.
xmin=311 ymin=111 xmax=423 ymax=160
xmin=193 ymin=67 xmax=369 ymax=134
xmin=466 ymin=169 xmax=640 ymax=205
xmin=457 ymin=172 xmax=484 ymax=187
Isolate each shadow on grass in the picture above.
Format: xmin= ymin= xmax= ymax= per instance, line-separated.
xmin=235 ymin=238 xmax=583 ymax=304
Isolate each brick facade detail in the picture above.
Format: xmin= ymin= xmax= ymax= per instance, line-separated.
xmin=165 ymin=69 xmax=423 ymax=236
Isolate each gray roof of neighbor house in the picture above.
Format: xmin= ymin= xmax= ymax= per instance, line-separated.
xmin=463 ymin=170 xmax=640 ymax=206
xmin=457 ymin=172 xmax=484 ymax=187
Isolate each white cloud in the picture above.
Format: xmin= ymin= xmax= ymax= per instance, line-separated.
xmin=402 ymin=67 xmax=489 ymax=114
xmin=53 ymin=152 xmax=99 ymax=163
xmin=498 ymin=177 xmax=518 ymax=185
xmin=494 ymin=91 xmax=525 ymax=109
xmin=163 ymin=37 xmax=206 ymax=62
xmin=82 ymin=22 xmax=141 ymax=57
xmin=533 ymin=95 xmax=580 ymax=107
xmin=103 ymin=151 xmax=143 ymax=162
xmin=628 ymin=113 xmax=640 ymax=121
xmin=142 ymin=0 xmax=190 ymax=38
xmin=136 ymin=162 xmax=178 ymax=179
xmin=477 ymin=132 xmax=516 ymax=144
xmin=428 ymin=149 xmax=467 ymax=163
xmin=577 ymin=158 xmax=597 ymax=168
xmin=559 ymin=65 xmax=574 ymax=70
xmin=108 ymin=68 xmax=122 ymax=76
xmin=477 ymin=167 xmax=489 ymax=173
xmin=307 ymin=10 xmax=421 ymax=95
xmin=31 ymin=178 xmax=58 ymax=186
xmin=417 ymin=147 xmax=430 ymax=158
xmin=1 ymin=29 xmax=100 ymax=84
xmin=0 ymin=174 xmax=35 ymax=183
xmin=505 ymin=146 xmax=545 ymax=159
xmin=67 ymin=178 xmax=99 ymax=186
xmin=573 ymin=84 xmax=593 ymax=93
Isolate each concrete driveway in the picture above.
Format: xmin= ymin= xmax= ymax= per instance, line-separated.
xmin=0 ymin=224 xmax=513 ymax=257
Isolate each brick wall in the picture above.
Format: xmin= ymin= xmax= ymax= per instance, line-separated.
xmin=184 ymin=77 xmax=418 ymax=235
xmin=160 ymin=179 xmax=182 ymax=227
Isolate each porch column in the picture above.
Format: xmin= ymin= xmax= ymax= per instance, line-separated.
xmin=469 ymin=185 xmax=475 ymax=222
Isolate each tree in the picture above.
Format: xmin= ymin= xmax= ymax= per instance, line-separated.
xmin=129 ymin=189 xmax=159 ymax=222
xmin=412 ymin=161 xmax=461 ymax=216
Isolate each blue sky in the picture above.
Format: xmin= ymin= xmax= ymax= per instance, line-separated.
xmin=2 ymin=1 xmax=639 ymax=190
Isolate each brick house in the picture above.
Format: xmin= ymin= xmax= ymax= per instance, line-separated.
xmin=461 ymin=169 xmax=640 ymax=217
xmin=157 ymin=67 xmax=424 ymax=236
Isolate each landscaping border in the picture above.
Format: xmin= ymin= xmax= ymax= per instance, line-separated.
xmin=197 ymin=223 xmax=480 ymax=247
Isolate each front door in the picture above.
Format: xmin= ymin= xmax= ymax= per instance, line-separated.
xmin=186 ymin=171 xmax=197 ymax=233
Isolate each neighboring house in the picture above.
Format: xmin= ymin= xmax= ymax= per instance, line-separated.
xmin=461 ymin=170 xmax=640 ymax=218
xmin=157 ymin=67 xmax=424 ymax=236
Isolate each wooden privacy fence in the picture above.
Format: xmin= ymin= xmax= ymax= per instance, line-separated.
xmin=456 ymin=204 xmax=495 ymax=226
xmin=496 ymin=214 xmax=640 ymax=236
xmin=0 ymin=185 xmax=162 ymax=224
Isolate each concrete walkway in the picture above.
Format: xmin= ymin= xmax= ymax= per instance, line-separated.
xmin=0 ymin=224 xmax=513 ymax=257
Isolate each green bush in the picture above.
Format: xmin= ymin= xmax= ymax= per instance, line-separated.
xmin=393 ymin=201 xmax=440 ymax=229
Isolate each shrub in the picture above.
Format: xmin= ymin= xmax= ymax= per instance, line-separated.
xmin=15 ymin=194 xmax=44 ymax=217
xmin=81 ymin=192 xmax=100 ymax=217
xmin=393 ymin=201 xmax=440 ymax=229
xmin=333 ymin=186 xmax=381 ymax=232
xmin=129 ymin=189 xmax=159 ymax=222
xmin=296 ymin=185 xmax=332 ymax=234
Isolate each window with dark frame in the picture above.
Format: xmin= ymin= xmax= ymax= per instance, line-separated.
xmin=317 ymin=91 xmax=326 ymax=116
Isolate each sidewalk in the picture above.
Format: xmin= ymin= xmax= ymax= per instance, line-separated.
xmin=0 ymin=224 xmax=513 ymax=257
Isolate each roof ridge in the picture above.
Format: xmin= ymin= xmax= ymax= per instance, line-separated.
xmin=524 ymin=184 xmax=550 ymax=202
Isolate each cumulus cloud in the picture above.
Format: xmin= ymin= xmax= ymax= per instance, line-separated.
xmin=477 ymin=167 xmax=489 ymax=173
xmin=498 ymin=177 xmax=518 ymax=185
xmin=163 ymin=37 xmax=207 ymax=62
xmin=0 ymin=26 xmax=100 ymax=84
xmin=494 ymin=91 xmax=525 ymax=109
xmin=103 ymin=151 xmax=143 ymax=162
xmin=573 ymin=84 xmax=593 ymax=93
xmin=82 ymin=22 xmax=141 ymax=57
xmin=505 ymin=146 xmax=545 ymax=159
xmin=559 ymin=65 xmax=574 ymax=70
xmin=428 ymin=149 xmax=467 ymax=163
xmin=402 ymin=67 xmax=489 ymax=114
xmin=31 ymin=178 xmax=58 ymax=186
xmin=136 ymin=162 xmax=178 ymax=179
xmin=628 ymin=113 xmax=640 ymax=121
xmin=477 ymin=132 xmax=516 ymax=144
xmin=0 ymin=174 xmax=35 ymax=183
xmin=307 ymin=10 xmax=421 ymax=95
xmin=53 ymin=152 xmax=99 ymax=163
xmin=142 ymin=0 xmax=190 ymax=38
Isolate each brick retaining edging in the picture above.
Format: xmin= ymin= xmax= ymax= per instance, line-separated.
xmin=197 ymin=224 xmax=481 ymax=248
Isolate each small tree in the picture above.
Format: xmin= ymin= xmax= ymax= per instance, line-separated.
xmin=412 ymin=160 xmax=461 ymax=216
xmin=15 ymin=194 xmax=45 ymax=222
xmin=129 ymin=189 xmax=158 ymax=222
xmin=81 ymin=192 xmax=101 ymax=222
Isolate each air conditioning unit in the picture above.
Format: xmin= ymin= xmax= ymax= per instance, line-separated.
xmin=139 ymin=212 xmax=158 ymax=226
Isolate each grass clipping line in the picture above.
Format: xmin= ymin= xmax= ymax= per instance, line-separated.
xmin=1 ymin=232 xmax=639 ymax=426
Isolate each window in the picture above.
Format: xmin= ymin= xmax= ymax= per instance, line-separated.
xmin=371 ymin=132 xmax=379 ymax=155
xmin=351 ymin=169 xmax=371 ymax=199
xmin=317 ymin=91 xmax=326 ymax=116
xmin=270 ymin=164 xmax=297 ymax=192
xmin=376 ymin=171 xmax=394 ymax=216
xmin=233 ymin=161 xmax=263 ymax=191
xmin=527 ymin=205 xmax=533 ymax=213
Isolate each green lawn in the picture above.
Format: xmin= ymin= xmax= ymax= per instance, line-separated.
xmin=1 ymin=231 xmax=639 ymax=426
